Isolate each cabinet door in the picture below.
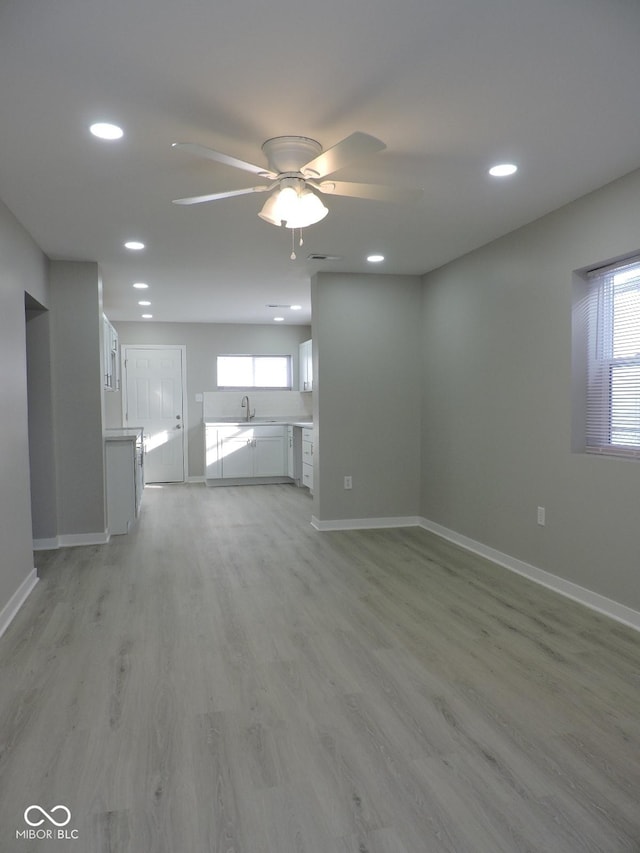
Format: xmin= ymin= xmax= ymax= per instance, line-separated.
xmin=287 ymin=426 xmax=295 ymax=478
xmin=300 ymin=339 xmax=313 ymax=391
xmin=205 ymin=427 xmax=221 ymax=479
xmin=254 ymin=436 xmax=286 ymax=476
xmin=103 ymin=316 xmax=113 ymax=389
xmin=302 ymin=463 xmax=313 ymax=490
xmin=111 ymin=324 xmax=120 ymax=390
xmin=301 ymin=427 xmax=314 ymax=490
xmin=220 ymin=434 xmax=254 ymax=478
xmin=103 ymin=315 xmax=119 ymax=391
xmin=106 ymin=439 xmax=136 ymax=535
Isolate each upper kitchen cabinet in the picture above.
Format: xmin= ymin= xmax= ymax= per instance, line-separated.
xmin=300 ymin=339 xmax=313 ymax=392
xmin=103 ymin=315 xmax=119 ymax=391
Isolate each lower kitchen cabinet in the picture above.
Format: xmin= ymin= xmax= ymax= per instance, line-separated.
xmin=219 ymin=431 xmax=254 ymax=477
xmin=206 ymin=424 xmax=288 ymax=482
xmin=302 ymin=427 xmax=314 ymax=491
xmin=220 ymin=428 xmax=285 ymax=478
xmin=287 ymin=425 xmax=295 ymax=479
xmin=253 ymin=434 xmax=286 ymax=476
xmin=105 ymin=428 xmax=144 ymax=534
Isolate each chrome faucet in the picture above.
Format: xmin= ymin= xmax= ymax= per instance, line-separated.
xmin=241 ymin=395 xmax=254 ymax=422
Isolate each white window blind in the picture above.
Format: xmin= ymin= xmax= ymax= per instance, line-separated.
xmin=586 ymin=256 xmax=640 ymax=455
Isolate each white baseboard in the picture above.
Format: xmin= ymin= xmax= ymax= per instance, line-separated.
xmin=34 ymin=531 xmax=110 ymax=550
xmin=187 ymin=475 xmax=206 ymax=484
xmin=59 ymin=531 xmax=109 ymax=547
xmin=33 ymin=537 xmax=59 ymax=551
xmin=311 ymin=515 xmax=422 ymax=532
xmin=419 ymin=517 xmax=640 ymax=633
xmin=0 ymin=569 xmax=38 ymax=640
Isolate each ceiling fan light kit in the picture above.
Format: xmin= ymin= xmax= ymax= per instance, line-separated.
xmin=258 ymin=179 xmax=328 ymax=229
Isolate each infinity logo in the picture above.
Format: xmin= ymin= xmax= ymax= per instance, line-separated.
xmin=24 ymin=805 xmax=71 ymax=828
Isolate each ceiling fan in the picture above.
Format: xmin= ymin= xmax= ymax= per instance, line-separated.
xmin=171 ymin=132 xmax=421 ymax=230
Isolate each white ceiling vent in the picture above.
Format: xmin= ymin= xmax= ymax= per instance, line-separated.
xmin=307 ymin=254 xmax=342 ymax=261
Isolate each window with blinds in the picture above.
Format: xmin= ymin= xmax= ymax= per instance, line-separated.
xmin=586 ymin=256 xmax=640 ymax=455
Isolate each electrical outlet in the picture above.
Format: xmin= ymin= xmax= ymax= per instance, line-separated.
xmin=537 ymin=506 xmax=546 ymax=526
xmin=344 ymin=475 xmax=353 ymax=490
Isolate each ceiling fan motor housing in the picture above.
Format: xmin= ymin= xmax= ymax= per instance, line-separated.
xmin=261 ymin=136 xmax=322 ymax=175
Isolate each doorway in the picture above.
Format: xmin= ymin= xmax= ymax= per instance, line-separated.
xmin=122 ymin=345 xmax=186 ymax=483
xmin=25 ymin=294 xmax=57 ymax=545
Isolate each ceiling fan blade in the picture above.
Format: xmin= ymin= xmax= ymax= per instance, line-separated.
xmin=172 ymin=185 xmax=271 ymax=205
xmin=300 ymin=132 xmax=386 ymax=179
xmin=172 ymin=142 xmax=277 ymax=179
xmin=314 ymin=180 xmax=422 ymax=203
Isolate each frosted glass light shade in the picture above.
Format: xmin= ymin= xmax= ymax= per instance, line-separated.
xmin=283 ymin=190 xmax=328 ymax=228
xmin=259 ymin=187 xmax=328 ymax=228
xmin=258 ymin=193 xmax=285 ymax=226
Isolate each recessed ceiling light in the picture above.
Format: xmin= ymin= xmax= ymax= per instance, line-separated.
xmin=133 ymin=282 xmax=149 ymax=289
xmin=274 ymin=316 xmax=285 ymax=322
xmin=290 ymin=305 xmax=302 ymax=311
xmin=138 ymin=300 xmax=151 ymax=306
xmin=141 ymin=313 xmax=153 ymax=319
xmin=89 ymin=122 xmax=124 ymax=140
xmin=367 ymin=254 xmax=385 ymax=263
xmin=124 ymin=241 xmax=145 ymax=251
xmin=489 ymin=163 xmax=518 ymax=177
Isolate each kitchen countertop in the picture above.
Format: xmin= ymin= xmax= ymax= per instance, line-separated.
xmin=105 ymin=427 xmax=144 ymax=441
xmin=205 ymin=418 xmax=313 ymax=428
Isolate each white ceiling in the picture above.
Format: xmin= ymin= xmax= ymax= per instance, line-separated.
xmin=1 ymin=0 xmax=640 ymax=327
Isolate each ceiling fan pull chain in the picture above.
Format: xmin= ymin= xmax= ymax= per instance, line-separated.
xmin=290 ymin=228 xmax=296 ymax=260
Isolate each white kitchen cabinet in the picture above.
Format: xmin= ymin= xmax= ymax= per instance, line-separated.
xmin=302 ymin=426 xmax=314 ymax=491
xmin=206 ymin=424 xmax=288 ymax=482
xmin=105 ymin=428 xmax=144 ymax=534
xmin=299 ymin=339 xmax=313 ymax=392
xmin=254 ymin=434 xmax=287 ymax=476
xmin=205 ymin=424 xmax=222 ymax=479
xmin=103 ymin=315 xmax=120 ymax=392
xmin=220 ymin=430 xmax=254 ymax=477
xmin=287 ymin=426 xmax=295 ymax=479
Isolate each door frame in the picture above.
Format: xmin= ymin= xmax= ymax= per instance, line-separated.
xmin=120 ymin=344 xmax=188 ymax=483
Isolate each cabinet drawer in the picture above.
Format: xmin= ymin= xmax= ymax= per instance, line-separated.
xmin=302 ymin=463 xmax=313 ymax=489
xmin=253 ymin=424 xmax=286 ymax=438
xmin=302 ymin=440 xmax=313 ymax=464
xmin=302 ymin=428 xmax=313 ymax=442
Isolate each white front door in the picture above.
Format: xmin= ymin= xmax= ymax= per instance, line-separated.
xmin=123 ymin=346 xmax=185 ymax=483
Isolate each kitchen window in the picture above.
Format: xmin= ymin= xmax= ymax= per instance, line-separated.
xmin=216 ymin=355 xmax=292 ymax=390
xmin=583 ymin=256 xmax=640 ymax=456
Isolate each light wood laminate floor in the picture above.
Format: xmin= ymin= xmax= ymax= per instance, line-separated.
xmin=1 ymin=483 xmax=639 ymax=852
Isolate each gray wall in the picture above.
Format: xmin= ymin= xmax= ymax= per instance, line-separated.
xmin=1 ymin=202 xmax=109 ymax=627
xmin=108 ymin=321 xmax=311 ymax=479
xmin=0 ymin=199 xmax=48 ymax=618
xmin=420 ymin=168 xmax=640 ymax=611
xmin=49 ymin=261 xmax=107 ymax=537
xmin=311 ymin=272 xmax=422 ymax=522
